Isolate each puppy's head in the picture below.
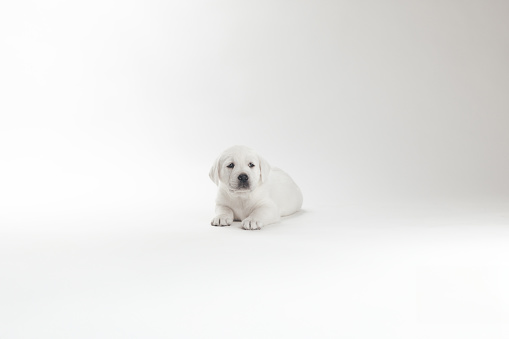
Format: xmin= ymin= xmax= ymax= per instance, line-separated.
xmin=209 ymin=145 xmax=271 ymax=193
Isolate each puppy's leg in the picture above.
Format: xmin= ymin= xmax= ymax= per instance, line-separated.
xmin=242 ymin=204 xmax=280 ymax=230
xmin=211 ymin=205 xmax=234 ymax=227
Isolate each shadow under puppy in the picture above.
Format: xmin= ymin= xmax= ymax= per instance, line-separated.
xmin=209 ymin=145 xmax=303 ymax=230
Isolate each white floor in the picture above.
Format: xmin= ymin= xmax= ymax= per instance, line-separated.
xmin=1 ymin=199 xmax=508 ymax=339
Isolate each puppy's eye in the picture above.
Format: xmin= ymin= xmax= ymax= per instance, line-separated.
xmin=248 ymin=163 xmax=255 ymax=168
xmin=227 ymin=163 xmax=234 ymax=168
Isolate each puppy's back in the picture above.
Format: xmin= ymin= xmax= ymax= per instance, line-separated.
xmin=267 ymin=168 xmax=303 ymax=216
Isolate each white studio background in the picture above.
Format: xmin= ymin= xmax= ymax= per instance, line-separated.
xmin=1 ymin=1 xmax=509 ymax=338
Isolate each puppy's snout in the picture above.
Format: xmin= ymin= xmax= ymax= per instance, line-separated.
xmin=238 ymin=173 xmax=249 ymax=182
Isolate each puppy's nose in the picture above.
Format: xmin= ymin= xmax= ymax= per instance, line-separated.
xmin=238 ymin=174 xmax=249 ymax=182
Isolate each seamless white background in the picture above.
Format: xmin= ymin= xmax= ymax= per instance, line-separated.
xmin=1 ymin=1 xmax=508 ymax=338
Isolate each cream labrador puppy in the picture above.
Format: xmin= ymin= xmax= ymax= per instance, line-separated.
xmin=209 ymin=145 xmax=303 ymax=230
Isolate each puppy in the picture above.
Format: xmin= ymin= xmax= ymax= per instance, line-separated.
xmin=209 ymin=145 xmax=303 ymax=230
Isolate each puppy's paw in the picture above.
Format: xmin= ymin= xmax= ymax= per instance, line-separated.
xmin=211 ymin=215 xmax=233 ymax=227
xmin=241 ymin=218 xmax=263 ymax=230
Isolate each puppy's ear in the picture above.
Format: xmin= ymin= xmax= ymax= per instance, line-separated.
xmin=209 ymin=156 xmax=221 ymax=186
xmin=258 ymin=155 xmax=271 ymax=184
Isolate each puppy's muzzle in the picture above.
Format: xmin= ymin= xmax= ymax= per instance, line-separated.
xmin=236 ymin=173 xmax=250 ymax=190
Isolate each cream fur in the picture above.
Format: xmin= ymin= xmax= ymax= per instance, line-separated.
xmin=209 ymin=145 xmax=303 ymax=230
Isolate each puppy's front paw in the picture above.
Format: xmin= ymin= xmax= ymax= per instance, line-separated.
xmin=241 ymin=218 xmax=263 ymax=230
xmin=211 ymin=215 xmax=233 ymax=227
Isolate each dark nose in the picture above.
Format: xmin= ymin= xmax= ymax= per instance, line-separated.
xmin=238 ymin=174 xmax=249 ymax=182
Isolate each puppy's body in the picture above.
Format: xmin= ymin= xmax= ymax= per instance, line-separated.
xmin=216 ymin=167 xmax=301 ymax=221
xmin=210 ymin=146 xmax=302 ymax=230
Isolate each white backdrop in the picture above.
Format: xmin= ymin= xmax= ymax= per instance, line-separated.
xmin=1 ymin=1 xmax=508 ymax=338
